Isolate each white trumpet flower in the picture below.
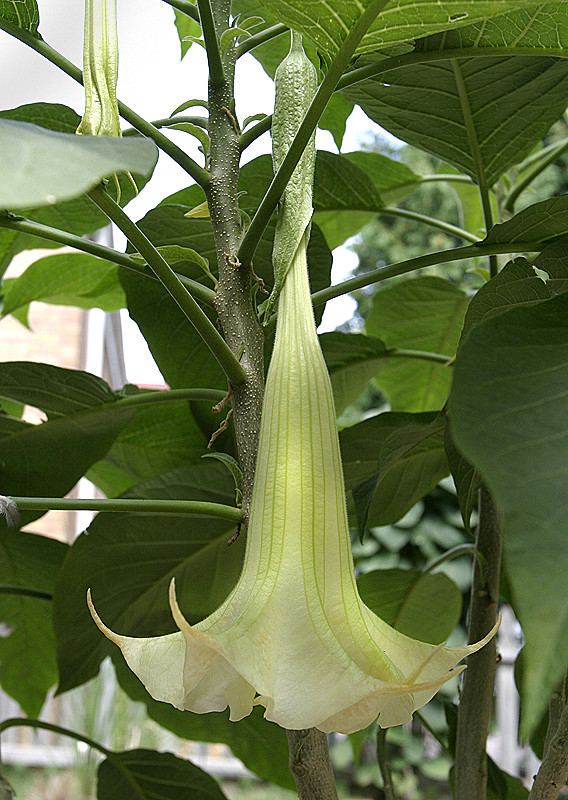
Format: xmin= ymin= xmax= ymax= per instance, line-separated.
xmin=88 ymin=226 xmax=497 ymax=733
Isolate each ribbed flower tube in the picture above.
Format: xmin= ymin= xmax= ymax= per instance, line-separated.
xmin=77 ymin=0 xmax=121 ymax=137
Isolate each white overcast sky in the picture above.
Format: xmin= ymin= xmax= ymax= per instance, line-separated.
xmin=0 ymin=0 xmax=398 ymax=380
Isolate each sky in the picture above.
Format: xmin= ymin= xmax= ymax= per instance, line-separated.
xmin=0 ymin=0 xmax=396 ymax=382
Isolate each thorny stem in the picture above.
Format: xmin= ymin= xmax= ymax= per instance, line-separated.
xmin=87 ymin=184 xmax=246 ymax=385
xmin=455 ymin=488 xmax=502 ymax=800
xmin=0 ymin=214 xmax=216 ymax=308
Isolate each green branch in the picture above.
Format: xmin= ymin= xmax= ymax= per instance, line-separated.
xmin=196 ymin=0 xmax=225 ymax=86
xmin=381 ymin=207 xmax=481 ymax=243
xmin=9 ymin=496 xmax=243 ymax=522
xmin=310 ymin=240 xmax=545 ymax=307
xmin=236 ymin=24 xmax=289 ymax=57
xmin=161 ymin=0 xmax=200 ymax=23
xmin=506 ymin=136 xmax=568 ymax=213
xmin=0 ymin=584 xmax=52 ymax=600
xmin=0 ymin=18 xmax=209 ymax=187
xmin=88 ymin=184 xmax=246 ymax=385
xmin=123 ymin=116 xmax=209 ymax=134
xmin=376 ymin=729 xmax=396 ymax=800
xmin=116 ymin=387 xmax=227 ymax=406
xmin=239 ymin=114 xmax=272 ymax=152
xmin=237 ymin=0 xmax=391 ymax=268
xmin=0 ymin=718 xmax=112 ymax=759
xmin=385 ymin=348 xmax=452 ymax=365
xmin=0 ymin=215 xmax=216 ymax=308
xmin=337 ymin=47 xmax=568 ymax=92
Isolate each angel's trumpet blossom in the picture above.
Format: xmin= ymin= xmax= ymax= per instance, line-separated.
xmin=77 ymin=0 xmax=121 ymax=137
xmin=88 ymin=34 xmax=498 ymax=734
xmin=88 ymin=224 xmax=498 ymax=733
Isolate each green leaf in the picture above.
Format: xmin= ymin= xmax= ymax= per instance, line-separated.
xmin=87 ymin=402 xmax=210 ymax=497
xmin=1 ymin=253 xmax=125 ymax=316
xmin=448 ymin=290 xmax=568 ymax=736
xmin=344 ymin=56 xmax=568 ymax=187
xmin=54 ymin=461 xmax=242 ymax=692
xmin=173 ymin=8 xmax=201 ymax=58
xmin=0 ymin=0 xmax=39 ymax=36
xmin=320 ymin=331 xmax=388 ymax=416
xmin=98 ymin=749 xmax=228 ymax=800
xmin=318 ymin=92 xmax=354 ymax=150
xmin=460 ymin=241 xmax=568 ymax=345
xmin=0 ymin=361 xmax=117 ymax=418
xmin=444 ymin=422 xmax=482 ymax=534
xmin=357 ymin=568 xmax=462 ymax=644
xmin=113 ymin=661 xmax=295 ymax=791
xmin=485 ymin=195 xmax=568 ymax=246
xmin=0 ymin=527 xmax=67 ymax=716
xmin=254 ymin=0 xmax=553 ymax=65
xmin=365 ymin=277 xmax=468 ymax=411
xmin=0 ymin=403 xmax=135 ymax=526
xmin=0 ymin=118 xmax=157 ymax=209
xmin=340 ymin=411 xmax=448 ymax=529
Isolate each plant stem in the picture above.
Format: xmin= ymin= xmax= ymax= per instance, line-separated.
xmin=381 ymin=207 xmax=481 ymax=243
xmin=204 ymin=0 xmax=265 ymax=515
xmin=0 ymin=718 xmax=112 ymax=758
xmin=0 ymin=584 xmax=52 ymax=600
xmin=116 ymin=387 xmax=226 ymax=406
xmin=87 ymin=184 xmax=246 ymax=385
xmin=236 ymin=24 xmax=289 ymax=57
xmin=455 ymin=487 xmax=502 ymax=800
xmin=310 ymin=240 xmax=546 ymax=307
xmin=0 ymin=215 xmax=216 ymax=308
xmin=422 ymin=543 xmax=482 ymax=575
xmin=505 ymin=136 xmax=568 ymax=213
xmin=239 ymin=114 xmax=272 ymax=151
xmin=9 ymin=496 xmax=243 ymax=521
xmin=286 ymin=729 xmax=339 ymax=800
xmin=237 ymin=0 xmax=390 ymax=269
xmin=376 ymin=729 xmax=396 ymax=800
xmin=161 ymin=0 xmax=201 ymax=23
xmin=197 ymin=0 xmax=225 ymax=86
xmin=122 ymin=116 xmax=209 ymax=134
xmin=0 ymin=18 xmax=209 ymax=186
xmin=529 ymin=700 xmax=568 ymax=800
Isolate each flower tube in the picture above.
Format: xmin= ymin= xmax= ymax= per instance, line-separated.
xmin=88 ymin=35 xmax=498 ymax=734
xmin=77 ymin=0 xmax=121 ymax=137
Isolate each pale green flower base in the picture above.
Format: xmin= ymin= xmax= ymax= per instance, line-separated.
xmin=88 ymin=233 xmax=498 ymax=734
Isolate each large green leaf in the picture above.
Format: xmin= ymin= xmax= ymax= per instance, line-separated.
xmin=460 ymin=241 xmax=568 ymax=345
xmin=321 ymin=332 xmax=389 ymax=415
xmin=0 ymin=403 xmax=135 ymax=525
xmin=357 ymin=568 xmax=462 ymax=644
xmin=365 ymin=277 xmax=469 ymax=411
xmin=87 ymin=402 xmax=210 ymax=497
xmin=98 ymin=749 xmax=228 ymax=800
xmin=254 ymin=0 xmax=550 ymax=65
xmin=448 ymin=290 xmax=568 ymax=736
xmin=113 ymin=660 xmax=295 ymax=791
xmin=0 ymin=361 xmax=117 ymax=418
xmin=54 ymin=461 xmax=243 ymax=692
xmin=485 ymin=195 xmax=568 ymax=246
xmin=0 ymin=104 xmax=146 ymax=276
xmin=344 ymin=56 xmax=568 ymax=187
xmin=340 ymin=411 xmax=448 ymax=530
xmin=1 ymin=253 xmax=125 ymax=316
xmin=0 ymin=118 xmax=157 ymax=208
xmin=0 ymin=0 xmax=39 ymax=35
xmin=0 ymin=527 xmax=67 ymax=716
